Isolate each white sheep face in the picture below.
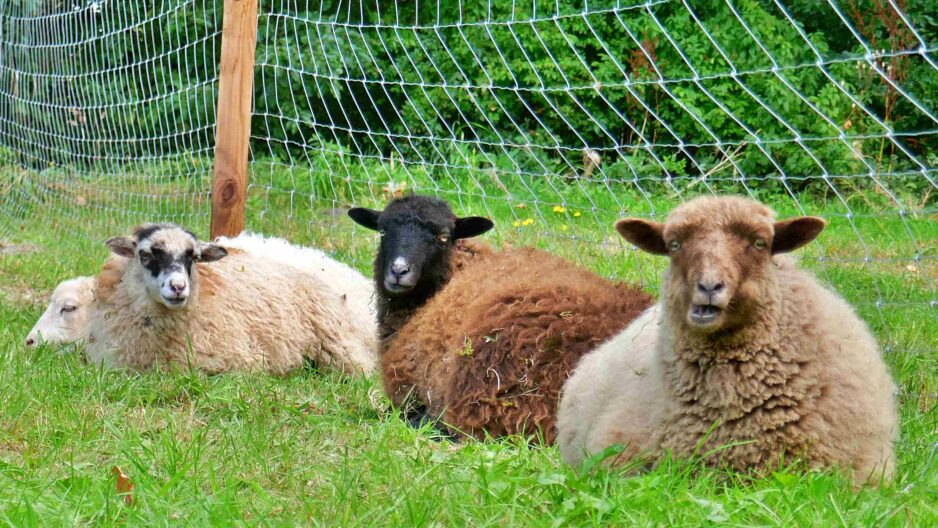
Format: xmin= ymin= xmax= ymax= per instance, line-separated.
xmin=106 ymin=224 xmax=228 ymax=311
xmin=26 ymin=276 xmax=94 ymax=347
xmin=138 ymin=230 xmax=198 ymax=309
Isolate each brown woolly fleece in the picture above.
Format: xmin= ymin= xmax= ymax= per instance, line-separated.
xmin=85 ymin=249 xmax=377 ymax=376
xmin=558 ymin=197 xmax=898 ymax=485
xmin=381 ymin=243 xmax=653 ymax=443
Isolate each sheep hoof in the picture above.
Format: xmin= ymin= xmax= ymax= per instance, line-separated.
xmin=400 ymin=408 xmax=458 ymax=442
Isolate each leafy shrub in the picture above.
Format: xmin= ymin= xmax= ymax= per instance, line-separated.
xmin=3 ymin=0 xmax=934 ymax=202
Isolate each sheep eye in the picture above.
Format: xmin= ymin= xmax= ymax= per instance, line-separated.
xmin=61 ymin=305 xmax=77 ymax=313
xmin=753 ymin=238 xmax=767 ymax=250
xmin=378 ymin=230 xmax=386 ymax=237
xmin=668 ymin=240 xmax=681 ymax=252
xmin=138 ymin=250 xmax=152 ymax=263
xmin=437 ymin=233 xmax=449 ymax=244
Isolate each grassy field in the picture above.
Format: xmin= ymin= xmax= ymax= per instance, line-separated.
xmin=0 ymin=159 xmax=936 ymax=525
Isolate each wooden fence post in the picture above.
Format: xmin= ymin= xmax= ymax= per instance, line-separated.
xmin=210 ymin=0 xmax=259 ymax=239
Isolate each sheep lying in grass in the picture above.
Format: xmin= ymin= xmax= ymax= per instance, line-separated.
xmin=349 ymin=195 xmax=653 ymax=442
xmin=24 ymin=233 xmax=377 ymax=353
xmin=85 ymin=223 xmax=377 ymax=375
xmin=558 ymin=196 xmax=898 ymax=484
xmin=25 ymin=276 xmax=95 ymax=348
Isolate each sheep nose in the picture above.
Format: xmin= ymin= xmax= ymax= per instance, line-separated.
xmin=697 ymin=281 xmax=725 ymax=296
xmin=169 ymin=279 xmax=187 ymax=294
xmin=25 ymin=337 xmax=36 ymax=347
xmin=390 ymin=259 xmax=411 ymax=279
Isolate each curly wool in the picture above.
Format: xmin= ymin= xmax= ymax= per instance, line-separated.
xmin=86 ymin=248 xmax=377 ymax=376
xmin=655 ymin=256 xmax=897 ymax=482
xmin=215 ymin=231 xmax=376 ymax=343
xmin=558 ymin=197 xmax=897 ymax=484
xmin=381 ymin=244 xmax=653 ymax=442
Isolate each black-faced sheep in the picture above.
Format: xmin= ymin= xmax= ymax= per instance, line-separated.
xmin=84 ymin=223 xmax=377 ymax=375
xmin=25 ymin=276 xmax=95 ymax=348
xmin=558 ymin=196 xmax=898 ymax=484
xmin=349 ymin=195 xmax=654 ymax=442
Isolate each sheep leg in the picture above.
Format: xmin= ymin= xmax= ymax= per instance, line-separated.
xmin=396 ymin=404 xmax=459 ymax=441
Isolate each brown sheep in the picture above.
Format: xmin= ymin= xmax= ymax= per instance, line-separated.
xmin=559 ymin=196 xmax=898 ymax=485
xmin=349 ymin=195 xmax=654 ymax=443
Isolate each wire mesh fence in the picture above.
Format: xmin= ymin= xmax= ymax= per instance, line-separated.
xmin=0 ymin=0 xmax=220 ymax=243
xmin=247 ymin=0 xmax=937 ymax=358
xmin=0 ymin=0 xmax=935 ymax=386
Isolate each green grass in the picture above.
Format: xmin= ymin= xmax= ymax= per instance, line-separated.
xmin=0 ymin=157 xmax=936 ymax=525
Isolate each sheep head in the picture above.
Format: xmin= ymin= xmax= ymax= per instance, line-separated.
xmin=616 ymin=196 xmax=825 ymax=334
xmin=105 ymin=223 xmax=228 ymax=310
xmin=349 ymin=195 xmax=493 ymax=298
xmin=26 ymin=276 xmax=94 ymax=347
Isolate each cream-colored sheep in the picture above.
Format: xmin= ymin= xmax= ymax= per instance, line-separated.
xmin=85 ymin=223 xmax=377 ymax=375
xmin=24 ymin=233 xmax=376 ymax=355
xmin=25 ymin=276 xmax=95 ymax=347
xmin=557 ymin=305 xmax=668 ymax=467
xmin=558 ymin=196 xmax=898 ymax=485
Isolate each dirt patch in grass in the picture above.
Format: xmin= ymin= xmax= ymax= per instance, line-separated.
xmin=0 ymin=270 xmax=44 ymax=307
xmin=0 ymin=241 xmax=39 ymax=256
xmin=0 ymin=283 xmax=41 ymax=306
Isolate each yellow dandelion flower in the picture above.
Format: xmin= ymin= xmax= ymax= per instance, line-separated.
xmin=560 ymin=225 xmax=569 ymax=232
xmin=573 ymin=211 xmax=581 ymax=217
xmin=522 ymin=218 xmax=534 ymax=226
xmin=512 ymin=220 xmax=521 ymax=228
xmin=552 ymin=205 xmax=566 ymax=213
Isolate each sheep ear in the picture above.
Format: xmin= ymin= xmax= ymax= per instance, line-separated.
xmin=615 ymin=219 xmax=667 ymax=255
xmin=105 ymin=236 xmax=136 ymax=258
xmin=348 ymin=208 xmax=381 ymax=231
xmin=453 ymin=216 xmax=494 ymax=239
xmin=772 ymin=216 xmax=826 ymax=254
xmin=198 ymin=244 xmax=228 ymax=263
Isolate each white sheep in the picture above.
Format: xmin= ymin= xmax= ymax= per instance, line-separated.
xmin=25 ymin=276 xmax=94 ymax=348
xmin=24 ymin=233 xmax=377 ymax=353
xmin=85 ymin=223 xmax=377 ymax=375
xmin=558 ymin=196 xmax=898 ymax=485
xmin=557 ymin=305 xmax=668 ymax=467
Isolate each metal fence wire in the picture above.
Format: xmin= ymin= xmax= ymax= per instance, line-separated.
xmin=0 ymin=2 xmax=935 ymax=374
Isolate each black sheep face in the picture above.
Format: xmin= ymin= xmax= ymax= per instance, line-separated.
xmin=349 ymin=196 xmax=493 ymax=298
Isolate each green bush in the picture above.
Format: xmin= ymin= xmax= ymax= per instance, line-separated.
xmin=252 ymin=0 xmax=935 ymax=199
xmin=3 ymin=0 xmax=934 ymax=201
